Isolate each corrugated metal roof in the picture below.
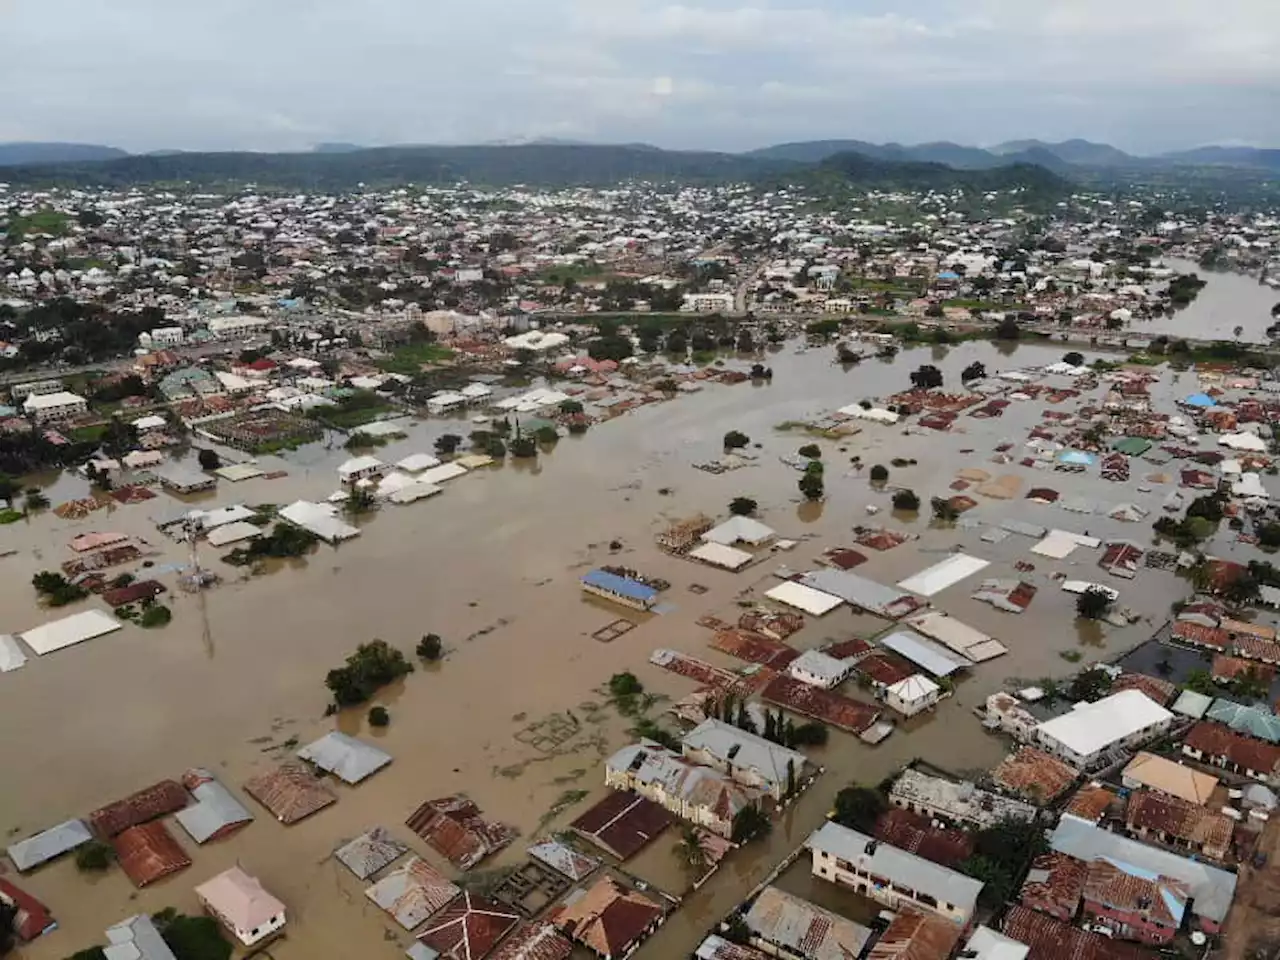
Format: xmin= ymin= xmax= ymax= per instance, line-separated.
xmin=174 ymin=769 xmax=253 ymax=844
xmin=114 ymin=821 xmax=192 ymax=888
xmin=89 ymin=780 xmax=190 ymax=839
xmin=334 ymin=827 xmax=409 ymax=880
xmin=297 ymin=732 xmax=393 ymax=785
xmin=878 ymin=630 xmax=972 ymax=678
xmin=244 ymin=761 xmax=337 ymax=824
xmin=366 ymin=857 xmax=460 ymax=930
xmin=581 ymin=569 xmax=658 ymax=603
xmin=7 ymin=819 xmax=93 ymax=872
xmin=526 ymin=839 xmax=599 ymax=882
xmin=744 ymin=886 xmax=872 ymax=960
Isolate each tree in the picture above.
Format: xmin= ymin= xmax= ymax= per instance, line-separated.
xmin=729 ymin=496 xmax=757 ymax=516
xmin=510 ymin=434 xmax=537 ymax=458
xmin=749 ymin=363 xmax=773 ymax=380
xmin=909 ymin=365 xmax=943 ymax=390
xmin=32 ymin=570 xmax=87 ymax=606
xmin=786 ymin=759 xmax=797 ymax=798
xmin=197 ymin=449 xmax=221 ymax=471
xmin=485 ymin=436 xmax=507 ymax=459
xmin=534 ymin=425 xmax=559 ymax=445
xmin=799 ymin=472 xmax=824 ymax=501
xmin=1234 ymin=325 xmax=1244 ymax=340
xmin=23 ymin=488 xmax=49 ymax=512
xmin=730 ymin=805 xmax=771 ymax=843
xmin=559 ymin=399 xmax=584 ymax=415
xmin=798 ymin=444 xmax=821 ymax=459
xmin=675 ymin=825 xmax=709 ymax=871
xmin=995 ymin=316 xmax=1020 ymax=340
xmin=325 ymin=640 xmax=414 ymax=707
xmin=75 ymin=840 xmax=115 ymax=872
xmin=609 ymin=671 xmax=643 ymax=698
xmin=832 ymin=785 xmax=886 ymax=833
xmin=961 ymin=361 xmax=986 ymax=382
xmin=931 ymin=497 xmax=960 ymax=522
xmin=1222 ymin=572 xmax=1261 ymax=608
xmin=368 ymin=706 xmax=390 ymax=727
xmin=154 ymin=912 xmax=233 ymax=960
xmin=788 ymin=721 xmax=827 ymax=746
xmin=1075 ymin=588 xmax=1113 ymax=621
xmin=1184 ymin=669 xmax=1216 ymax=697
xmin=869 ymin=464 xmax=889 ymax=483
xmin=722 ymin=914 xmax=752 ymax=945
xmin=345 ymin=487 xmax=377 ymax=516
xmin=0 ymin=900 xmax=17 ymax=957
xmin=723 ymin=430 xmax=750 ymax=451
xmin=434 ymin=433 xmax=462 ymax=455
xmin=416 ymin=633 xmax=443 ymax=661
xmin=139 ymin=603 xmax=172 ymax=628
xmin=961 ymin=855 xmax=1017 ymax=909
xmin=892 ymin=489 xmax=920 ymax=511
xmin=1069 ymin=667 xmax=1113 ymax=702
xmin=736 ymin=329 xmax=755 ymax=352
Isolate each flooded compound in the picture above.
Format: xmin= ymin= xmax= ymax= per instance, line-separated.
xmin=0 ymin=334 xmax=1239 ymax=959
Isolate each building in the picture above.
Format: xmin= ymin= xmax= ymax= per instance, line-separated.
xmin=680 ymin=718 xmax=807 ymax=802
xmin=605 ymin=741 xmax=761 ymax=837
xmin=0 ymin=878 xmax=55 ymax=943
xmin=807 ymin=822 xmax=983 ymax=927
xmin=174 ymin=768 xmax=253 ymax=845
xmin=207 ymin=315 xmax=270 ymax=339
xmin=866 ymin=909 xmax=962 ymax=960
xmin=1124 ymin=790 xmax=1233 ymax=863
xmin=787 ymin=649 xmax=852 ymax=689
xmin=961 ymin=927 xmax=1029 ymax=960
xmin=148 ymin=327 xmax=185 ymax=347
xmin=991 ymin=747 xmax=1079 ymax=806
xmin=569 ymin=791 xmax=675 ymax=861
xmin=682 ymin=292 xmax=735 ymax=313
xmin=1080 ymin=857 xmax=1188 ymax=945
xmin=415 ymin=891 xmax=519 ymax=960
xmin=885 ymin=675 xmax=942 ymax=717
xmin=23 ymin=390 xmax=87 ymax=422
xmin=155 ymin=466 xmax=217 ymax=494
xmin=580 ymin=569 xmax=659 ymax=611
xmin=1182 ymin=721 xmax=1280 ymax=784
xmin=741 ymin=885 xmax=873 ymax=960
xmin=1019 ymin=851 xmax=1087 ymax=922
xmin=337 ymin=455 xmax=387 ymax=484
xmin=550 ymin=876 xmax=665 ymax=959
xmin=1120 ymin=752 xmax=1218 ymax=806
xmin=195 ymin=867 xmax=287 ymax=947
xmin=1048 ymin=815 xmax=1237 ymax=933
xmin=889 ymin=768 xmax=1036 ymax=830
xmin=103 ymin=915 xmax=177 ymax=960
xmin=1032 ymin=690 xmax=1173 ymax=769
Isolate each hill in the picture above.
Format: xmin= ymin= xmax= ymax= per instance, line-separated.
xmin=804 ymin=151 xmax=1070 ymax=200
xmin=0 ymin=142 xmax=128 ymax=166
xmin=990 ymin=138 xmax=1132 ymax=166
xmin=1159 ymin=146 xmax=1280 ymax=171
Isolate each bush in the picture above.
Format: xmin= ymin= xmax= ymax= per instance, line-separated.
xmin=197 ymin=449 xmax=221 ymax=471
xmin=434 ymin=433 xmax=462 ymax=455
xmin=832 ymin=785 xmax=886 ymax=833
xmin=510 ymin=435 xmax=537 ymax=458
xmin=32 ymin=570 xmax=88 ymax=607
xmin=869 ymin=464 xmax=889 ymax=482
xmin=723 ymin=430 xmax=750 ymax=451
xmin=325 ymin=640 xmax=414 ymax=707
xmin=798 ymin=444 xmax=821 ymax=459
xmin=368 ymin=706 xmax=390 ymax=727
xmin=729 ymin=497 xmax=757 ymax=516
xmin=799 ymin=472 xmax=824 ymax=501
xmin=609 ymin=671 xmax=643 ymax=698
xmin=534 ymin=425 xmax=559 ymax=444
xmin=892 ymin=489 xmax=920 ymax=511
xmin=1063 ymin=351 xmax=1085 ymax=366
xmin=1075 ymin=588 xmax=1113 ymax=621
xmin=154 ymin=912 xmax=233 ymax=960
xmin=75 ymin=840 xmax=115 ymax=872
xmin=139 ymin=604 xmax=172 ymax=628
xmin=416 ymin=634 xmax=443 ymax=661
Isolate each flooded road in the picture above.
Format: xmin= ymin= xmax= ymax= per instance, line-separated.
xmin=1139 ymin=257 xmax=1278 ymax=343
xmin=0 ymin=338 xmax=1221 ymax=958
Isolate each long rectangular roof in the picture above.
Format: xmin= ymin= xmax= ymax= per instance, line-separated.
xmin=878 ymin=630 xmax=972 ymax=678
xmin=764 ymin=580 xmax=843 ymax=616
xmin=19 ymin=609 xmax=122 ymax=656
xmin=1035 ymin=690 xmax=1172 ymax=758
xmin=297 ymin=732 xmax=392 ymax=785
xmin=798 ymin=569 xmax=922 ymax=618
xmin=808 ymin=822 xmax=983 ymax=921
xmin=174 ymin=769 xmax=253 ymax=844
xmin=897 ymin=553 xmax=990 ymax=597
xmin=682 ymin=718 xmax=806 ymax=791
xmin=1048 ymin=814 xmax=1237 ymax=923
xmin=581 ymin=569 xmax=658 ymax=603
xmin=7 ymin=819 xmax=93 ymax=872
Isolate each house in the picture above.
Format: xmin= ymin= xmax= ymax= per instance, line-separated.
xmin=23 ymin=391 xmax=87 ymax=422
xmin=991 ymin=748 xmax=1079 ymax=806
xmin=195 ymin=867 xmax=287 ymax=947
xmin=1048 ymin=815 xmax=1237 ymax=933
xmin=113 ymin=822 xmax=192 ymax=888
xmin=0 ymin=878 xmax=55 ymax=942
xmin=683 ymin=292 xmax=735 ymax=312
xmin=866 ymin=909 xmax=962 ymax=960
xmin=154 ymin=466 xmax=217 ymax=494
xmin=174 ymin=768 xmax=253 ymax=844
xmin=1033 ymin=690 xmax=1173 ymax=769
xmin=489 ymin=923 xmax=574 ymax=960
xmin=8 ymin=378 xmax=64 ymax=400
xmin=1120 ymin=753 xmax=1218 ymax=806
xmin=741 ymin=886 xmax=873 ymax=960
xmin=701 ymin=516 xmax=776 ymax=547
xmin=984 ymin=693 xmax=1039 ymax=739
xmin=1205 ymin=698 xmax=1280 ymax=743
xmin=296 ymin=732 xmax=392 ymax=784
xmin=1001 ymin=905 xmax=1147 ymax=960
xmin=787 ymin=649 xmax=852 ymax=689
xmin=580 ymin=569 xmax=659 ymax=611
xmin=605 ymin=741 xmax=761 ymax=837
xmin=550 ymin=876 xmax=665 ymax=959
xmin=334 ymin=827 xmax=409 ymax=880
xmin=680 ymin=719 xmax=807 ymax=802
xmin=1080 ymin=857 xmax=1188 ymax=945
xmin=1019 ymin=851 xmax=1087 ymax=921
xmin=405 ymin=795 xmax=518 ymax=871
xmin=147 ymin=327 xmax=185 ymax=347
xmin=1182 ymin=721 xmax=1280 ymax=783
xmin=874 ymin=808 xmax=974 ymax=870
xmin=1124 ymin=790 xmax=1234 ymax=862
xmin=807 ymin=822 xmax=984 ymax=927
xmin=889 ymin=768 xmax=1036 ymax=830
xmin=885 ymin=674 xmax=942 ymax=717
xmin=961 ymin=926 xmax=1029 ymax=960
xmin=207 ymin=315 xmax=270 ymax=339
xmin=337 ymin=455 xmax=387 ymax=484
xmin=103 ymin=915 xmax=178 ymax=960
xmin=414 ymin=891 xmax=519 ymax=960
xmin=366 ymin=858 xmax=460 ymax=930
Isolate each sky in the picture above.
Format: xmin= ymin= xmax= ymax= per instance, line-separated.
xmin=0 ymin=0 xmax=1276 ymax=154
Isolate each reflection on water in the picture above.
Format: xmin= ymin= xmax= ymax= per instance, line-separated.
xmin=1075 ymin=618 xmax=1106 ymax=648
xmin=1141 ymin=258 xmax=1278 ymax=343
xmin=795 ymin=501 xmax=824 ymax=524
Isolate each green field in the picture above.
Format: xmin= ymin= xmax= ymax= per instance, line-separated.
xmin=374 ymin=343 xmax=455 ymax=375
xmin=5 ymin=208 xmax=70 ymax=240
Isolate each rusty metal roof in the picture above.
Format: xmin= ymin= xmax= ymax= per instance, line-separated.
xmin=1125 ymin=790 xmax=1234 ymax=856
xmin=416 ymin=891 xmax=520 ymax=960
xmin=365 ymin=857 xmax=460 ymax=930
xmin=406 ymin=795 xmax=518 ymax=871
xmin=113 ymin=821 xmax=192 ymax=888
xmin=874 ymin=808 xmax=973 ymax=870
xmin=89 ymin=780 xmax=190 ymax=839
xmin=489 ymin=923 xmax=574 ymax=960
xmin=569 ymin=792 xmax=674 ymax=861
xmin=1020 ymin=852 xmax=1087 ymax=917
xmin=866 ymin=909 xmax=961 ymax=960
xmin=244 ymin=761 xmax=336 ymax=825
xmin=992 ymin=747 xmax=1079 ymax=805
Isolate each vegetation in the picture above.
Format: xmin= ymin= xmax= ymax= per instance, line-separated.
xmin=961 ymin=818 xmax=1047 ymax=910
xmin=1069 ymin=667 xmax=1113 ymax=702
xmin=631 ymin=717 xmax=681 ymax=752
xmin=892 ymin=489 xmax=920 ymax=511
xmin=729 ymin=496 xmax=757 ymax=516
xmin=139 ymin=603 xmax=173 ymax=629
xmin=376 ymin=341 xmax=455 ymax=375
xmin=730 ymin=805 xmax=771 ymax=844
xmin=416 ymin=633 xmax=443 ymax=661
xmin=960 ymin=361 xmax=986 ymax=382
xmin=869 ymin=464 xmax=889 ymax=483
xmin=509 ymin=433 xmax=537 ymax=458
xmin=1183 ymin=669 xmax=1217 ymax=697
xmin=1167 ymin=273 xmax=1208 ymax=306
xmin=325 ymin=640 xmax=415 ymax=707
xmin=434 ymin=433 xmax=463 ymax=455
xmin=32 ymin=570 xmax=88 ymax=607
xmin=798 ymin=472 xmax=824 ymax=501
xmin=223 ymin=522 xmax=318 ymax=565
xmin=310 ymin=389 xmax=394 ymax=429
xmin=152 ymin=909 xmax=233 ymax=960
xmin=723 ymin=430 xmax=750 ymax=451
xmin=197 ymin=448 xmax=221 ymax=471
xmin=930 ymin=497 xmax=960 ymax=522
xmin=75 ymin=840 xmax=116 ymax=872
xmin=559 ymin=399 xmax=584 ymax=415
xmin=832 ymin=785 xmax=887 ymax=833
xmin=995 ymin=316 xmax=1021 ymax=340
xmin=1075 ymin=588 xmax=1114 ymax=621
xmin=1063 ymin=351 xmax=1085 ymax=366
xmin=909 ymin=364 xmax=943 ymax=389
xmin=675 ymin=825 xmax=709 ymax=872
xmin=722 ymin=914 xmax=752 ymax=946
xmin=798 ymin=444 xmax=821 ymax=459
xmin=368 ymin=706 xmax=391 ymax=727
xmin=607 ymin=671 xmax=645 ymax=714
xmin=534 ymin=425 xmax=559 ymax=445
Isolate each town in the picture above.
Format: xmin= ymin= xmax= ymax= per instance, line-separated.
xmin=4 ymin=169 xmax=1280 ymax=960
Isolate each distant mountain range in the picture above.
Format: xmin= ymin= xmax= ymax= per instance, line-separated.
xmin=0 ymin=137 xmax=1275 ymax=192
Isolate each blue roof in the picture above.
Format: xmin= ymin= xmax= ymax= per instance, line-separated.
xmin=1184 ymin=393 xmax=1216 ymax=408
xmin=1056 ymin=449 xmax=1096 ymax=466
xmin=937 ymin=271 xmax=960 ymax=280
xmin=581 ymin=569 xmax=658 ymax=602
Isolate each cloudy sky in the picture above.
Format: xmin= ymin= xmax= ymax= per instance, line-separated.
xmin=1 ymin=0 xmax=1275 ymax=154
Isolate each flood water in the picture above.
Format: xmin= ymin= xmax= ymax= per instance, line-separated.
xmin=1139 ymin=257 xmax=1278 ymax=344
xmin=0 ymin=333 xmax=1243 ymax=959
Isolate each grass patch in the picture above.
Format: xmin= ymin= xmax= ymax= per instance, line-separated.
xmin=313 ymin=404 xmax=393 ymax=429
xmin=6 ymin=208 xmax=70 ymax=240
xmin=375 ymin=343 xmax=455 ymax=375
xmin=70 ymin=424 xmax=110 ymax=443
xmin=1059 ymin=649 xmax=1084 ymax=663
xmin=0 ymin=509 xmax=23 ymax=524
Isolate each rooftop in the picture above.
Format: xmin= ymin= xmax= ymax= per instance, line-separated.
xmin=1034 ymin=690 xmax=1172 ymax=759
xmin=196 ymin=867 xmax=286 ymax=934
xmin=743 ymin=886 xmax=873 ymax=960
xmin=890 ymin=768 xmax=1037 ymax=829
xmin=296 ymin=732 xmax=392 ymax=785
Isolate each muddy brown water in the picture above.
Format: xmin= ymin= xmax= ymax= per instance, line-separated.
xmin=0 ymin=336 xmax=1255 ymax=959
xmin=1138 ymin=257 xmax=1279 ymax=344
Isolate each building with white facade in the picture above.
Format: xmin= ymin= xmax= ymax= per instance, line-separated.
xmin=207 ymin=316 xmax=270 ymax=339
xmin=1033 ymin=690 xmax=1173 ymax=769
xmin=23 ymin=391 xmax=88 ymax=422
xmin=682 ymin=292 xmax=736 ymax=313
xmin=195 ymin=867 xmax=286 ymax=947
xmin=680 ymin=718 xmax=807 ymax=802
xmin=605 ymin=740 xmax=760 ymax=837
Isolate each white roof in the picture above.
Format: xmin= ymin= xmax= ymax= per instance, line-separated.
xmin=396 ymin=453 xmax=442 ymax=473
xmin=963 ymin=926 xmax=1030 ymax=960
xmin=279 ymin=500 xmax=360 ymax=543
xmin=765 ymin=580 xmax=842 ymax=616
xmin=0 ymin=634 xmax=28 ymax=672
xmin=681 ymin=718 xmax=806 ymax=791
xmin=1220 ymin=431 xmax=1267 ymax=452
xmin=23 ymin=390 xmax=85 ymax=410
xmin=191 ymin=504 xmax=257 ymax=530
xmin=338 ymin=456 xmax=385 ymax=478
xmin=879 ymin=629 xmax=972 ymax=677
xmin=297 ymin=732 xmax=392 ymax=784
xmin=1232 ymin=472 xmax=1269 ymax=500
xmin=904 ymin=610 xmax=1006 ymax=662
xmin=19 ymin=609 xmax=122 ymax=656
xmin=702 ymin=516 xmax=776 ymax=546
xmin=788 ymin=649 xmax=850 ymax=683
xmin=214 ymin=463 xmax=264 ymax=482
xmin=836 ymin=403 xmax=900 ymax=424
xmin=132 ymin=415 xmax=168 ymax=431
xmin=504 ymin=330 xmax=570 ymax=352
xmin=687 ymin=541 xmax=754 ymax=570
xmin=206 ymin=520 xmax=263 ymax=548
xmin=1035 ymin=690 xmax=1172 ymax=758
xmin=1031 ymin=529 xmax=1102 ymax=559
xmin=417 ymin=462 xmax=468 ymax=485
xmin=887 ymin=674 xmax=941 ymax=702
xmin=897 ymin=552 xmax=990 ymax=597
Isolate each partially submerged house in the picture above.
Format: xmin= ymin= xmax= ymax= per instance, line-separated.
xmin=296 ymin=732 xmax=392 ymax=785
xmin=680 ymin=718 xmax=807 ymax=802
xmin=334 ymin=827 xmax=409 ymax=880
xmin=195 ymin=867 xmax=287 ymax=947
xmin=406 ymin=795 xmax=518 ymax=871
xmin=741 ymin=885 xmax=873 ymax=960
xmin=243 ymin=761 xmax=337 ymax=825
xmin=175 ymin=768 xmax=253 ymax=844
xmin=549 ymin=876 xmax=665 ymax=959
xmin=365 ymin=857 xmax=461 ymax=930
xmin=1033 ymin=690 xmax=1173 ymax=769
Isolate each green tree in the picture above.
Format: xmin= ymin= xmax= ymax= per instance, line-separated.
xmin=892 ymin=489 xmax=920 ymax=511
xmin=736 ymin=329 xmax=755 ymax=352
xmin=197 ymin=448 xmax=221 ymax=471
xmin=1075 ymin=588 xmax=1113 ymax=621
xmin=1184 ymin=669 xmax=1217 ymax=697
xmin=799 ymin=472 xmax=824 ymax=501
xmin=1063 ymin=351 xmax=1085 ymax=366
xmin=510 ymin=434 xmax=537 ymax=458
xmin=909 ymin=365 xmax=943 ymax=389
xmin=675 ymin=825 xmax=709 ymax=871
xmin=609 ymin=671 xmax=643 ymax=698
xmin=1069 ymin=667 xmax=1113 ymax=702
xmin=832 ymin=786 xmax=886 ymax=833
xmin=345 ymin=486 xmax=377 ymax=515
xmin=995 ymin=316 xmax=1020 ymax=340
xmin=416 ymin=633 xmax=443 ymax=661
xmin=723 ymin=430 xmax=750 ymax=451
xmin=729 ymin=497 xmax=757 ymax=516
xmin=325 ymin=640 xmax=414 ymax=707
xmin=869 ymin=464 xmax=889 ymax=483
xmin=960 ymin=855 xmax=1017 ymax=909
xmin=731 ymin=805 xmax=771 ymax=843
xmin=961 ymin=361 xmax=986 ymax=382
xmin=75 ymin=840 xmax=115 ymax=872
xmin=154 ymin=912 xmax=232 ymax=960
xmin=798 ymin=444 xmax=821 ymax=459
xmin=434 ymin=433 xmax=462 ymax=455
xmin=559 ymin=399 xmax=584 ymax=415
xmin=1222 ymin=572 xmax=1261 ymax=608
xmin=786 ymin=759 xmax=797 ymax=798
xmin=139 ymin=603 xmax=172 ymax=628
xmin=368 ymin=706 xmax=390 ymax=727
xmin=534 ymin=425 xmax=559 ymax=444
xmin=23 ymin=487 xmax=49 ymax=512
xmin=722 ymin=914 xmax=751 ymax=945
xmin=789 ymin=721 xmax=827 ymax=747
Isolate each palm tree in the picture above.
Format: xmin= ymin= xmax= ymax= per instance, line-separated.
xmin=675 ymin=826 xmax=708 ymax=871
xmin=23 ymin=488 xmax=49 ymax=512
xmin=1234 ymin=325 xmax=1244 ymax=341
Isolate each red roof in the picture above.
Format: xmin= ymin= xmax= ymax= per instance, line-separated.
xmin=406 ymin=796 xmax=518 ymax=871
xmin=991 ymin=747 xmax=1079 ymax=805
xmin=569 ymin=792 xmax=674 ymax=861
xmin=866 ymin=909 xmax=961 ymax=960
xmin=1185 ymin=721 xmax=1280 ymax=777
xmin=873 ymin=808 xmax=973 ymax=869
xmin=417 ymin=891 xmax=520 ymax=960
xmin=488 ymin=923 xmax=573 ymax=960
xmin=0 ymin=878 xmax=55 ymax=941
xmin=760 ymin=674 xmax=881 ymax=734
xmin=89 ymin=780 xmax=189 ymax=839
xmin=113 ymin=821 xmax=192 ymax=888
xmin=1003 ymin=904 xmax=1153 ymax=960
xmin=1020 ymin=852 xmax=1087 ymax=918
